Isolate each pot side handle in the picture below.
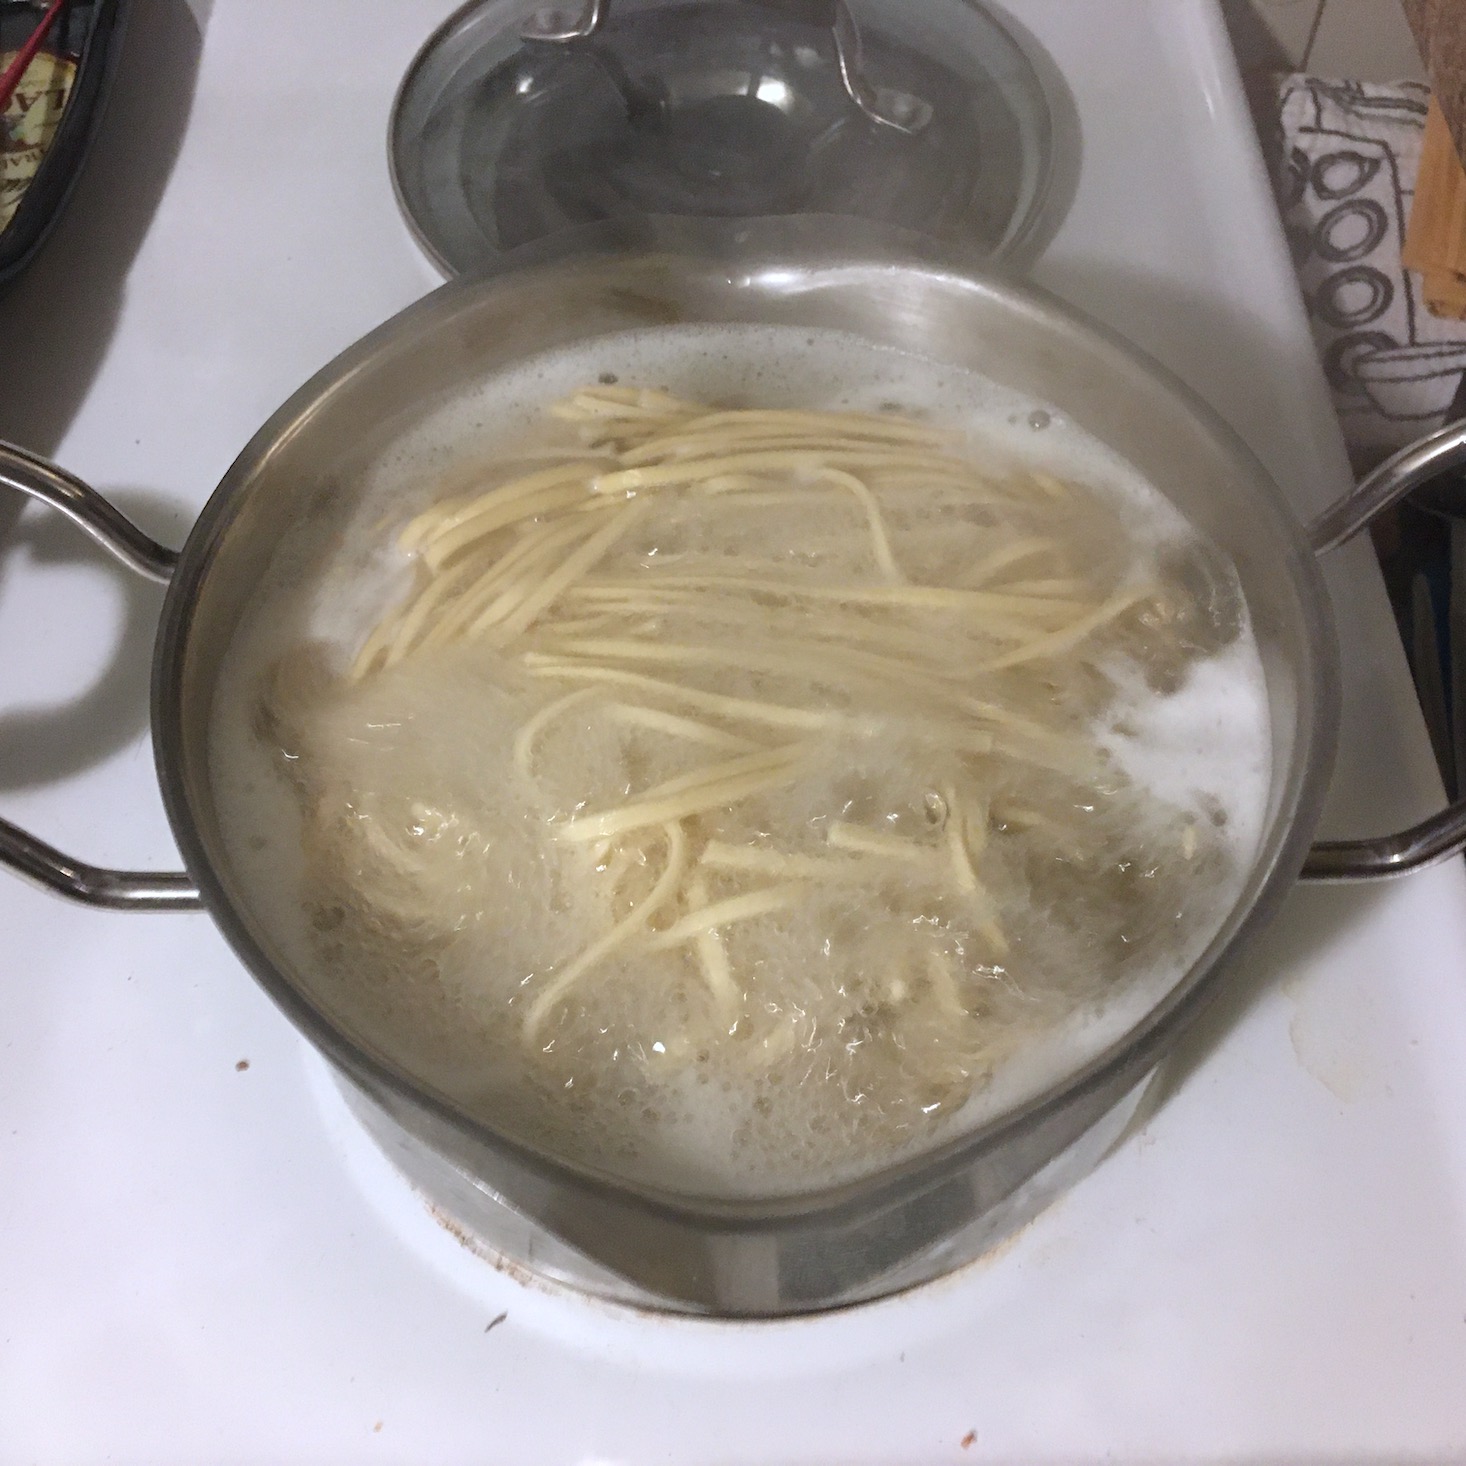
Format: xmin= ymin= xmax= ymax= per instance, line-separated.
xmin=10 ymin=420 xmax=1464 ymax=896
xmin=1302 ymin=418 xmax=1466 ymax=881
xmin=0 ymin=442 xmax=202 ymax=911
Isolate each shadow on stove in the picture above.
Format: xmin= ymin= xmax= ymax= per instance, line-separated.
xmin=0 ymin=485 xmax=177 ymax=791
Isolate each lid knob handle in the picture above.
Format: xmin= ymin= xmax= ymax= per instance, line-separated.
xmin=521 ymin=0 xmax=933 ymax=134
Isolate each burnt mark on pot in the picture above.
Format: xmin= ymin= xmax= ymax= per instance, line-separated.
xmin=427 ymin=1204 xmax=550 ymax=1299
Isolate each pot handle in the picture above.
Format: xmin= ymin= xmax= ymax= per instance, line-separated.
xmin=1301 ymin=418 xmax=1466 ymax=881
xmin=11 ymin=417 xmax=1463 ymax=896
xmin=0 ymin=442 xmax=202 ymax=910
xmin=520 ymin=0 xmax=933 ymax=134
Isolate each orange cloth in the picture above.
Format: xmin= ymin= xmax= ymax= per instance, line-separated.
xmin=1403 ymin=98 xmax=1466 ymax=319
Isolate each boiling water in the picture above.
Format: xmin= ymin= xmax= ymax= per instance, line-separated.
xmin=209 ymin=324 xmax=1272 ymax=1198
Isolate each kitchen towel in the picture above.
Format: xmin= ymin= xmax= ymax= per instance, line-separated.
xmin=1272 ymin=76 xmax=1466 ymax=472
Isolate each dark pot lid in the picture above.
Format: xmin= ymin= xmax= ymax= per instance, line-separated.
xmin=390 ymin=0 xmax=1055 ymax=275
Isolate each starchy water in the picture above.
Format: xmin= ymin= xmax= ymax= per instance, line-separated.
xmin=208 ymin=324 xmax=1272 ymax=1197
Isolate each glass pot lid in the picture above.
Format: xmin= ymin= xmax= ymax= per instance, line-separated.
xmin=390 ymin=0 xmax=1055 ymax=275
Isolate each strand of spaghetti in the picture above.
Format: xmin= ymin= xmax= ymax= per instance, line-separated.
xmin=865 ymin=463 xmax=1009 ymax=486
xmin=402 ymin=460 xmax=606 ymax=552
xmin=592 ymin=841 xmax=638 ymax=897
xmin=521 ymin=658 xmax=836 ymax=731
xmin=559 ymin=584 xmax=1066 ymax=650
xmin=384 ymin=547 xmax=506 ymax=667
xmin=349 ymin=604 xmax=408 ymax=681
xmin=772 ymin=609 xmax=1032 ymax=666
xmin=596 ymin=386 xmax=700 ymax=412
xmin=591 ymin=450 xmax=986 ymax=495
xmin=393 ymin=511 xmax=573 ymax=660
xmin=573 ymin=584 xmax=1059 ymax=664
xmin=924 ymin=948 xmax=969 ymax=1020
xmin=768 ymin=639 xmax=985 ymax=700
xmin=685 ymin=873 xmax=741 ymax=1029
xmin=686 ymin=473 xmax=788 ymax=495
xmin=419 ymin=482 xmax=604 ymax=569
xmin=811 ymin=467 xmax=904 ymax=582
xmin=501 ymin=446 xmax=618 ymax=463
xmin=483 ymin=500 xmax=653 ymax=644
xmin=642 ymin=407 xmax=959 ymax=445
xmin=571 ymin=573 xmax=1087 ymax=617
xmin=513 ymin=687 xmax=604 ymax=777
xmin=565 ymin=639 xmax=994 ymax=752
xmin=689 ymin=487 xmax=849 ymax=509
xmin=418 ymin=514 xmax=600 ymax=650
xmin=544 ymin=633 xmax=1046 ymax=708
xmin=962 ymin=789 xmax=989 ymax=859
xmin=550 ymin=388 xmax=699 ymax=421
xmin=582 ymin=421 xmax=687 ymax=450
xmin=700 ymin=841 xmax=912 ymax=882
xmin=604 ymin=703 xmax=767 ymax=753
xmin=559 ymin=384 xmax=690 ymax=407
xmin=530 ymin=611 xmax=633 ymax=637
xmin=942 ymin=784 xmax=984 ymax=897
xmin=956 ymin=688 xmax=1099 ymax=772
xmin=436 ymin=529 xmax=596 ymax=648
xmin=556 ymin=758 xmax=807 ymax=844
xmin=562 ymin=585 xmax=705 ymax=605
xmin=445 ymin=513 xmax=617 ymax=641
xmin=556 ymin=590 xmax=1023 ymax=660
xmin=400 ymin=473 xmax=564 ymax=553
xmin=996 ymin=577 xmax=1086 ymax=596
xmin=646 ymin=882 xmax=807 ymax=950
xmin=827 ymin=823 xmax=934 ymax=863
xmin=705 ymin=408 xmax=957 ymax=439
xmin=959 ymin=537 xmax=1056 ymax=587
xmin=979 ymin=918 xmax=1010 ymax=959
xmin=521 ymin=821 xmax=688 ymax=1043
xmin=963 ymin=697 xmax=1083 ymax=746
xmin=534 ymin=635 xmax=972 ymax=706
xmin=458 ymin=538 xmax=600 ymax=642
xmin=992 ymin=803 xmax=1045 ymax=831
xmin=866 ymin=472 xmax=1015 ymax=504
xmin=979 ymin=584 xmax=1154 ymax=671
xmin=621 ymin=434 xmax=955 ymax=467
xmin=983 ymin=730 xmax=1102 ymax=780
xmin=622 ymin=435 xmax=857 ymax=464
xmin=627 ymin=744 xmax=806 ymax=803
xmin=571 ymin=493 xmax=638 ymax=515
xmin=562 ymin=406 xmax=693 ymax=433
xmin=393 ymin=494 xmax=476 ymax=553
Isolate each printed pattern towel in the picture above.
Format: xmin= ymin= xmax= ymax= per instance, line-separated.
xmin=1274 ymin=77 xmax=1466 ymax=472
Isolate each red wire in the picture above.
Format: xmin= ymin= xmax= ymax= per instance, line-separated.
xmin=0 ymin=0 xmax=68 ymax=115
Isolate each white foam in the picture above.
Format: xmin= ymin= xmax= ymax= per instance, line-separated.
xmin=1098 ymin=639 xmax=1271 ymax=863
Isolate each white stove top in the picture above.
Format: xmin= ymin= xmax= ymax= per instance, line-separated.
xmin=3 ymin=1 xmax=1466 ymax=1459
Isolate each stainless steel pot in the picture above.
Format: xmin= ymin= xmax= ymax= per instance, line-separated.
xmin=5 ymin=220 xmax=1466 ymax=1315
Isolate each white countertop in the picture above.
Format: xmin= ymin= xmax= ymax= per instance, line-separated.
xmin=2 ymin=1 xmax=1465 ymax=1460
